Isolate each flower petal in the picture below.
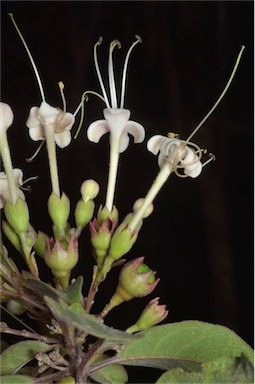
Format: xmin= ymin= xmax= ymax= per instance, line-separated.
xmin=87 ymin=119 xmax=110 ymax=143
xmin=147 ymin=135 xmax=164 ymax=155
xmin=0 ymin=102 xmax=14 ymax=132
xmin=54 ymin=130 xmax=71 ymax=148
xmin=26 ymin=106 xmax=45 ymax=141
xmin=125 ymin=120 xmax=145 ymax=143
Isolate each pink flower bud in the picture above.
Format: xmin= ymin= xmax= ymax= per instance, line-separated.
xmin=126 ymin=297 xmax=168 ymax=333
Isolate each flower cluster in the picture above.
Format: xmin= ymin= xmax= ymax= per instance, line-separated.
xmin=0 ymin=14 xmax=245 ymax=383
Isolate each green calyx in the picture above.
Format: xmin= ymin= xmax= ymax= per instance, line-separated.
xmin=4 ymin=197 xmax=29 ymax=235
xmin=74 ymin=199 xmax=95 ymax=230
xmin=108 ymin=223 xmax=137 ymax=261
xmin=48 ymin=192 xmax=70 ymax=231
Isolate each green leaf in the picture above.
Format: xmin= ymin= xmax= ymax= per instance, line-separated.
xmin=0 ymin=340 xmax=55 ymax=375
xmin=89 ymin=355 xmax=128 ymax=384
xmin=45 ymin=297 xmax=140 ymax=342
xmin=115 ymin=321 xmax=254 ymax=371
xmin=0 ymin=375 xmax=35 ymax=384
xmin=156 ymin=354 xmax=254 ymax=383
xmin=63 ymin=276 xmax=84 ymax=304
xmin=28 ymin=279 xmax=66 ymax=302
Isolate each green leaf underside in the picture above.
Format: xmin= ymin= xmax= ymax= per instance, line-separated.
xmin=115 ymin=321 xmax=254 ymax=371
xmin=89 ymin=356 xmax=128 ymax=384
xmin=156 ymin=354 xmax=254 ymax=383
xmin=0 ymin=375 xmax=35 ymax=384
xmin=45 ymin=297 xmax=140 ymax=342
xmin=28 ymin=279 xmax=66 ymax=302
xmin=0 ymin=340 xmax=55 ymax=375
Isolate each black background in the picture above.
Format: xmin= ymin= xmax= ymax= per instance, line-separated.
xmin=1 ymin=0 xmax=254 ymax=381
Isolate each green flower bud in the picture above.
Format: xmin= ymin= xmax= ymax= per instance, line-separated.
xmin=101 ymin=257 xmax=160 ymax=317
xmin=108 ymin=223 xmax=137 ymax=261
xmin=57 ymin=377 xmax=75 ymax=384
xmin=4 ymin=198 xmax=29 ymax=235
xmin=33 ymin=231 xmax=50 ymax=258
xmin=7 ymin=299 xmax=26 ymax=315
xmin=126 ymin=297 xmax=168 ymax=333
xmin=44 ymin=236 xmax=78 ymax=289
xmin=97 ymin=205 xmax=118 ymax=226
xmin=48 ymin=192 xmax=70 ymax=231
xmin=80 ymin=179 xmax=99 ymax=203
xmin=89 ymin=218 xmax=115 ymax=267
xmin=2 ymin=220 xmax=23 ymax=254
xmin=75 ymin=199 xmax=95 ymax=230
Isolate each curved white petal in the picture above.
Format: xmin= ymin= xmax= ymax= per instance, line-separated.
xmin=13 ymin=168 xmax=24 ymax=186
xmin=147 ymin=135 xmax=164 ymax=155
xmin=0 ymin=102 xmax=14 ymax=132
xmin=26 ymin=106 xmax=45 ymax=141
xmin=125 ymin=120 xmax=145 ymax=143
xmin=60 ymin=113 xmax=75 ymax=132
xmin=87 ymin=119 xmax=109 ymax=143
xmin=54 ymin=130 xmax=71 ymax=148
xmin=184 ymin=161 xmax=202 ymax=178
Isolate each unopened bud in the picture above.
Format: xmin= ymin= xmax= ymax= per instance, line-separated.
xmin=126 ymin=297 xmax=168 ymax=333
xmin=80 ymin=179 xmax=99 ymax=203
xmin=4 ymin=198 xmax=29 ymax=235
xmin=75 ymin=199 xmax=95 ymax=230
xmin=48 ymin=192 xmax=70 ymax=231
xmin=101 ymin=257 xmax=159 ymax=317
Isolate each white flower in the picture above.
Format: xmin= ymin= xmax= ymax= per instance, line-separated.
xmin=0 ymin=102 xmax=14 ymax=132
xmin=147 ymin=135 xmax=203 ymax=178
xmin=26 ymin=101 xmax=75 ymax=149
xmin=88 ymin=108 xmax=144 ymax=153
xmin=0 ymin=168 xmax=25 ymax=208
xmin=87 ymin=37 xmax=145 ymax=153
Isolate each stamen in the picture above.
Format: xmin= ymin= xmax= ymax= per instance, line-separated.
xmin=26 ymin=141 xmax=45 ymax=162
xmin=186 ymin=45 xmax=245 ymax=142
xmin=58 ymin=81 xmax=66 ymax=113
xmin=21 ymin=176 xmax=39 ymax=193
xmin=9 ymin=14 xmax=46 ymax=102
xmin=94 ymin=37 xmax=111 ymax=108
xmin=73 ymin=90 xmax=106 ymax=139
xmin=120 ymin=35 xmax=142 ymax=108
xmin=202 ymin=153 xmax=216 ymax=167
xmin=108 ymin=40 xmax=121 ymax=108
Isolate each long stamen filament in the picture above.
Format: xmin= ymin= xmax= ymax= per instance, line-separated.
xmin=105 ymin=136 xmax=121 ymax=212
xmin=120 ymin=35 xmax=142 ymax=108
xmin=73 ymin=91 xmax=106 ymax=139
xmin=129 ymin=162 xmax=172 ymax=233
xmin=202 ymin=153 xmax=216 ymax=167
xmin=108 ymin=40 xmax=121 ymax=108
xmin=26 ymin=140 xmax=45 ymax=162
xmin=186 ymin=45 xmax=245 ymax=142
xmin=58 ymin=81 xmax=66 ymax=113
xmin=94 ymin=38 xmax=110 ymax=108
xmin=9 ymin=13 xmax=46 ymax=102
xmin=0 ymin=130 xmax=18 ymax=204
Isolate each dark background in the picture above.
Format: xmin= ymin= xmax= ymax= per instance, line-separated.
xmin=1 ymin=0 xmax=254 ymax=381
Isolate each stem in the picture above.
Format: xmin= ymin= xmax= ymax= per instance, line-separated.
xmin=129 ymin=163 xmax=172 ymax=233
xmin=105 ymin=136 xmax=120 ymax=212
xmin=0 ymin=324 xmax=59 ymax=344
xmin=0 ymin=130 xmax=18 ymax=204
xmin=44 ymin=126 xmax=60 ymax=197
